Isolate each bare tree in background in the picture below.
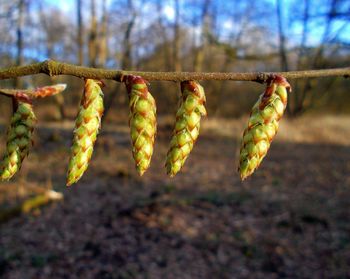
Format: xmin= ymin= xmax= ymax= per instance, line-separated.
xmin=97 ymin=0 xmax=108 ymax=67
xmin=193 ymin=0 xmax=211 ymax=72
xmin=173 ymin=0 xmax=181 ymax=71
xmin=276 ymin=0 xmax=289 ymax=73
xmin=291 ymin=0 xmax=310 ymax=116
xmin=102 ymin=0 xmax=137 ymax=123
xmin=121 ymin=0 xmax=136 ymax=70
xmin=156 ymin=0 xmax=172 ymax=71
xmin=77 ymin=0 xmax=84 ymax=65
xmin=15 ymin=0 xmax=25 ymax=87
xmin=0 ymin=0 xmax=349 ymax=118
xmin=288 ymin=0 xmax=348 ymax=115
xmin=38 ymin=4 xmax=72 ymax=120
xmin=88 ymin=0 xmax=98 ymax=67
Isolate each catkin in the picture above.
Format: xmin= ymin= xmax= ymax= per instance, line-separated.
xmin=0 ymin=94 xmax=36 ymax=180
xmin=33 ymin=84 xmax=67 ymax=98
xmin=239 ymin=75 xmax=291 ymax=180
xmin=165 ymin=80 xmax=207 ymax=177
xmin=66 ymin=79 xmax=104 ymax=186
xmin=125 ymin=75 xmax=157 ymax=176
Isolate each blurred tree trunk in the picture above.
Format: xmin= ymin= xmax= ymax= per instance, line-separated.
xmin=88 ymin=0 xmax=98 ymax=67
xmin=121 ymin=0 xmax=135 ymax=70
xmin=97 ymin=0 xmax=108 ymax=68
xmin=276 ymin=0 xmax=289 ymax=73
xmin=297 ymin=0 xmax=339 ymax=115
xmin=15 ymin=0 xmax=25 ymax=88
xmin=210 ymin=3 xmax=237 ymax=116
xmin=38 ymin=2 xmax=66 ymax=120
xmin=156 ymin=0 xmax=171 ymax=70
xmin=291 ymin=0 xmax=338 ymax=116
xmin=311 ymin=0 xmax=337 ymax=68
xmin=173 ymin=0 xmax=181 ymax=71
xmin=102 ymin=0 xmax=135 ymax=123
xmin=77 ymin=0 xmax=83 ymax=65
xmin=193 ymin=0 xmax=211 ymax=72
xmin=292 ymin=0 xmax=310 ymax=116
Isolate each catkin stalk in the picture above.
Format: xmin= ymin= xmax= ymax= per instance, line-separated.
xmin=239 ymin=75 xmax=291 ymax=180
xmin=66 ymin=79 xmax=104 ymax=186
xmin=0 ymin=94 xmax=36 ymax=180
xmin=125 ymin=75 xmax=157 ymax=176
xmin=165 ymin=80 xmax=207 ymax=176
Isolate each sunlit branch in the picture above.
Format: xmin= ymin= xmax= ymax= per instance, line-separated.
xmin=0 ymin=60 xmax=348 ymax=88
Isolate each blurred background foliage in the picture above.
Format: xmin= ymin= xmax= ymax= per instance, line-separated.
xmin=0 ymin=0 xmax=349 ymax=120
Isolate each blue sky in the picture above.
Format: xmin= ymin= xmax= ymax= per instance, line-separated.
xmin=43 ymin=0 xmax=350 ymax=48
xmin=46 ymin=0 xmax=349 ymax=43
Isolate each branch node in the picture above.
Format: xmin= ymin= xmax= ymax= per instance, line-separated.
xmin=255 ymin=72 xmax=270 ymax=84
xmin=41 ymin=60 xmax=51 ymax=76
xmin=42 ymin=60 xmax=61 ymax=77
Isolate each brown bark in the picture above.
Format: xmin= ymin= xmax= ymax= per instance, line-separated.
xmin=0 ymin=60 xmax=349 ymax=85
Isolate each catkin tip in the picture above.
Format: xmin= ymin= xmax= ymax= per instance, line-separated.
xmin=137 ymin=168 xmax=146 ymax=177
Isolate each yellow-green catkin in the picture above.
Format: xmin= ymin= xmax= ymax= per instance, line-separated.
xmin=239 ymin=75 xmax=291 ymax=180
xmin=66 ymin=79 xmax=104 ymax=186
xmin=165 ymin=80 xmax=207 ymax=177
xmin=125 ymin=75 xmax=157 ymax=176
xmin=0 ymin=94 xmax=36 ymax=180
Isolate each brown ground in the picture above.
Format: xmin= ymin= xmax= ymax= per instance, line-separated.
xmin=0 ymin=115 xmax=349 ymax=279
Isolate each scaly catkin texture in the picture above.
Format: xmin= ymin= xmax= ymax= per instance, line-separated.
xmin=0 ymin=94 xmax=36 ymax=180
xmin=125 ymin=75 xmax=157 ymax=176
xmin=66 ymin=79 xmax=104 ymax=186
xmin=32 ymin=84 xmax=67 ymax=98
xmin=239 ymin=75 xmax=291 ymax=180
xmin=165 ymin=80 xmax=207 ymax=177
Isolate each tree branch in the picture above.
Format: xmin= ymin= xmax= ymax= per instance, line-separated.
xmin=0 ymin=60 xmax=349 ymax=83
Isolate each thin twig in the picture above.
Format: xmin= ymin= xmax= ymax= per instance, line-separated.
xmin=0 ymin=60 xmax=348 ymax=83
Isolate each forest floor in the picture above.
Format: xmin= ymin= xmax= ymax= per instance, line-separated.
xmin=0 ymin=115 xmax=349 ymax=279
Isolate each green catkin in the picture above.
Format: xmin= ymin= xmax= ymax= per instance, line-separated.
xmin=0 ymin=94 xmax=36 ymax=180
xmin=66 ymin=79 xmax=104 ymax=186
xmin=125 ymin=75 xmax=157 ymax=176
xmin=165 ymin=80 xmax=207 ymax=177
xmin=239 ymin=75 xmax=291 ymax=180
